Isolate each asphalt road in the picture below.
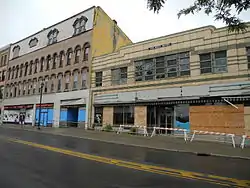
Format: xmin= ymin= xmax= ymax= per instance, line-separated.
xmin=0 ymin=127 xmax=249 ymax=188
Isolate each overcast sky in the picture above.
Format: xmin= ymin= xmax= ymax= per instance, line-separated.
xmin=0 ymin=0 xmax=250 ymax=48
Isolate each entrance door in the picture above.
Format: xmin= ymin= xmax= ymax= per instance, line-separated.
xmin=165 ymin=107 xmax=174 ymax=134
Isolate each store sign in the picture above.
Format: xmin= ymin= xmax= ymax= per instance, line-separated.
xmin=36 ymin=103 xmax=53 ymax=108
xmin=4 ymin=105 xmax=33 ymax=109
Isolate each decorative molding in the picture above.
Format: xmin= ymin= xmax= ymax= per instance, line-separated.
xmin=28 ymin=37 xmax=38 ymax=48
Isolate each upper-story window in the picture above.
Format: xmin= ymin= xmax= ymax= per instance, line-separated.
xmin=19 ymin=64 xmax=23 ymax=77
xmin=73 ymin=16 xmax=88 ymax=35
xmin=66 ymin=48 xmax=72 ymax=66
xmin=111 ymin=67 xmax=127 ymax=85
xmin=52 ymin=53 xmax=57 ymax=69
xmin=46 ymin=55 xmax=51 ymax=70
xmin=83 ymin=43 xmax=90 ymax=61
xmin=73 ymin=71 xmax=78 ymax=89
xmin=24 ymin=62 xmax=28 ymax=76
xmin=15 ymin=65 xmax=19 ymax=79
xmin=40 ymin=57 xmax=45 ymax=72
xmin=4 ymin=55 xmax=7 ymax=65
xmin=65 ymin=73 xmax=70 ymax=90
xmin=135 ymin=52 xmax=190 ymax=82
xmin=200 ymin=50 xmax=227 ymax=74
xmin=2 ymin=70 xmax=6 ymax=81
xmin=23 ymin=82 xmax=26 ymax=95
xmin=75 ymin=45 xmax=81 ymax=64
xmin=95 ymin=71 xmax=103 ymax=87
xmin=12 ymin=45 xmax=20 ymax=59
xmin=0 ymin=56 xmax=3 ymax=66
xmin=58 ymin=74 xmax=62 ymax=91
xmin=29 ymin=37 xmax=38 ymax=48
xmin=59 ymin=51 xmax=64 ymax=67
xmin=246 ymin=47 xmax=250 ymax=69
xmin=44 ymin=77 xmax=49 ymax=93
xmin=47 ymin=28 xmax=59 ymax=45
xmin=7 ymin=68 xmax=11 ymax=80
xmin=11 ymin=67 xmax=15 ymax=79
xmin=81 ymin=69 xmax=87 ymax=89
xmin=33 ymin=79 xmax=37 ymax=94
xmin=29 ymin=61 xmax=33 ymax=75
xmin=34 ymin=59 xmax=39 ymax=73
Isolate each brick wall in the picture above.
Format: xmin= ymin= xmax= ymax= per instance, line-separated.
xmin=190 ymin=105 xmax=245 ymax=135
xmin=134 ymin=106 xmax=147 ymax=127
xmin=244 ymin=106 xmax=250 ymax=136
xmin=103 ymin=106 xmax=113 ymax=126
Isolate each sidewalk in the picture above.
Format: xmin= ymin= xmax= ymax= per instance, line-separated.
xmin=1 ymin=124 xmax=250 ymax=159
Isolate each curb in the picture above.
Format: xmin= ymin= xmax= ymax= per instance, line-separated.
xmin=1 ymin=126 xmax=250 ymax=160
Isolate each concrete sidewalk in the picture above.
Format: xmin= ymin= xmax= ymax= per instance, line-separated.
xmin=1 ymin=124 xmax=250 ymax=159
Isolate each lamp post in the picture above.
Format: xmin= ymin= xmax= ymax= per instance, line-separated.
xmin=37 ymin=80 xmax=44 ymax=130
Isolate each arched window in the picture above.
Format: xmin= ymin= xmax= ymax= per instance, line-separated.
xmin=15 ymin=65 xmax=19 ymax=79
xmin=24 ymin=62 xmax=28 ymax=76
xmin=11 ymin=67 xmax=15 ymax=79
xmin=81 ymin=68 xmax=87 ymax=89
xmin=52 ymin=53 xmax=57 ymax=69
xmin=64 ymin=71 xmax=70 ymax=90
xmin=34 ymin=59 xmax=39 ymax=73
xmin=75 ymin=45 xmax=81 ymax=64
xmin=66 ymin=48 xmax=72 ymax=66
xmin=40 ymin=57 xmax=45 ymax=72
xmin=59 ymin=51 xmax=64 ymax=68
xmin=20 ymin=64 xmax=23 ymax=77
xmin=46 ymin=55 xmax=51 ymax=70
xmin=33 ymin=79 xmax=37 ymax=94
xmin=83 ymin=43 xmax=90 ymax=61
xmin=57 ymin=73 xmax=62 ymax=91
xmin=73 ymin=70 xmax=79 ymax=89
xmin=8 ymin=68 xmax=11 ymax=80
xmin=29 ymin=61 xmax=33 ymax=75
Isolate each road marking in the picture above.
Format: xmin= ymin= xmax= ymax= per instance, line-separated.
xmin=3 ymin=136 xmax=250 ymax=188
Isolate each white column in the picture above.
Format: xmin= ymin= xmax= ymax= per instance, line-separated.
xmin=53 ymin=100 xmax=60 ymax=127
xmin=85 ymin=94 xmax=89 ymax=129
xmin=0 ymin=106 xmax=4 ymax=125
xmin=32 ymin=104 xmax=36 ymax=126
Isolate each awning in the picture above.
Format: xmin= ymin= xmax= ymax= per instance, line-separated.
xmin=222 ymin=96 xmax=250 ymax=101
xmin=60 ymin=98 xmax=85 ymax=106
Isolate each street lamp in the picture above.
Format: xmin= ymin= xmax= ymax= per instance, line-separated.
xmin=37 ymin=80 xmax=45 ymax=130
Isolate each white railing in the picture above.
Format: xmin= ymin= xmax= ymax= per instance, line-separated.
xmin=190 ymin=130 xmax=236 ymax=148
xmin=117 ymin=125 xmax=148 ymax=137
xmin=151 ymin=127 xmax=188 ymax=142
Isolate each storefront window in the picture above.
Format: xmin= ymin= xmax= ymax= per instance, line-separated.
xmin=113 ymin=106 xmax=134 ymax=125
xmin=175 ymin=104 xmax=190 ymax=130
xmin=94 ymin=107 xmax=103 ymax=126
xmin=147 ymin=106 xmax=156 ymax=127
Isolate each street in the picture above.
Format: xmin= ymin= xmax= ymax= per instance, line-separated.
xmin=0 ymin=127 xmax=249 ymax=188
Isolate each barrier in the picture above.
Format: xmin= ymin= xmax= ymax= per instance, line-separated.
xmin=117 ymin=125 xmax=148 ymax=136
xmin=240 ymin=135 xmax=250 ymax=149
xmin=150 ymin=127 xmax=188 ymax=142
xmin=190 ymin=130 xmax=236 ymax=148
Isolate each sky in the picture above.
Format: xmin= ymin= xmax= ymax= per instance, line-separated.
xmin=0 ymin=0 xmax=250 ymax=48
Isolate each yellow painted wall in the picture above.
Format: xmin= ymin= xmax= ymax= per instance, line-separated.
xmin=91 ymin=6 xmax=132 ymax=58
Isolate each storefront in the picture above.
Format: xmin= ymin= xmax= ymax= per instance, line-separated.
xmin=35 ymin=103 xmax=54 ymax=127
xmin=3 ymin=104 xmax=33 ymax=124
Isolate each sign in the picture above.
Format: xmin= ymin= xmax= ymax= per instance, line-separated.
xmin=36 ymin=103 xmax=53 ymax=108
xmin=4 ymin=105 xmax=33 ymax=109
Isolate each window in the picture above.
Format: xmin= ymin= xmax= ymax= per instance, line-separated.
xmin=29 ymin=61 xmax=33 ymax=75
xmin=75 ymin=46 xmax=81 ymax=63
xmin=51 ymin=79 xmax=54 ymax=92
xmin=2 ymin=71 xmax=5 ymax=81
xmin=29 ymin=37 xmax=38 ymax=48
xmin=66 ymin=49 xmax=72 ymax=65
xmin=200 ymin=50 xmax=227 ymax=74
xmin=46 ymin=55 xmax=51 ymax=70
xmin=47 ymin=29 xmax=59 ymax=45
xmin=28 ymin=83 xmax=31 ymax=95
xmin=73 ymin=16 xmax=88 ymax=35
xmin=0 ymin=56 xmax=3 ymax=66
xmin=58 ymin=74 xmax=62 ymax=91
xmin=24 ymin=63 xmax=28 ymax=76
xmin=23 ymin=83 xmax=26 ymax=95
xmin=95 ymin=71 xmax=102 ymax=87
xmin=94 ymin=107 xmax=103 ymax=126
xmin=15 ymin=66 xmax=19 ymax=78
xmin=247 ymin=47 xmax=250 ymax=69
xmin=4 ymin=55 xmax=7 ymax=65
xmin=12 ymin=45 xmax=20 ymax=58
xmin=34 ymin=59 xmax=38 ymax=73
xmin=8 ymin=68 xmax=11 ymax=80
xmin=13 ymin=86 xmax=17 ymax=97
xmin=83 ymin=43 xmax=90 ymax=61
xmin=33 ymin=81 xmax=36 ymax=94
xmin=19 ymin=64 xmax=23 ymax=77
xmin=65 ymin=74 xmax=70 ymax=90
xmin=82 ymin=69 xmax=87 ymax=89
xmin=134 ymin=52 xmax=190 ymax=82
xmin=52 ymin=53 xmax=57 ymax=69
xmin=59 ymin=51 xmax=64 ymax=67
xmin=18 ymin=84 xmax=22 ymax=96
xmin=44 ymin=78 xmax=48 ymax=93
xmin=73 ymin=71 xmax=78 ymax=89
xmin=11 ymin=67 xmax=15 ymax=79
xmin=113 ymin=106 xmax=134 ymax=125
xmin=111 ymin=67 xmax=127 ymax=85
xmin=40 ymin=57 xmax=45 ymax=72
